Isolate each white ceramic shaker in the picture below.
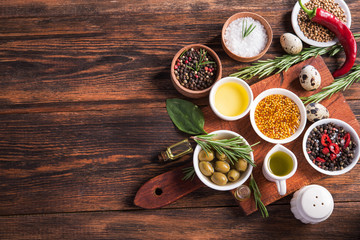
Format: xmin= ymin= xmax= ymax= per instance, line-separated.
xmin=290 ymin=184 xmax=334 ymax=224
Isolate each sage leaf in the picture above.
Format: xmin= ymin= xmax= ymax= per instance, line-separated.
xmin=166 ymin=98 xmax=207 ymax=135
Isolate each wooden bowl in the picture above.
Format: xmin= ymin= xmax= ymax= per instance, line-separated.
xmin=170 ymin=44 xmax=222 ymax=99
xmin=221 ymin=12 xmax=273 ymax=62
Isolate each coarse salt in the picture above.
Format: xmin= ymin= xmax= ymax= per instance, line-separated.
xmin=224 ymin=17 xmax=267 ymax=57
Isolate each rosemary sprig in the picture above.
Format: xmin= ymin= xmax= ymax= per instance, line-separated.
xmin=249 ymin=174 xmax=269 ymax=218
xmin=242 ymin=20 xmax=256 ymax=39
xmin=191 ymin=134 xmax=259 ymax=167
xmin=182 ymin=166 xmax=195 ymax=181
xmin=230 ymin=33 xmax=360 ymax=80
xmin=179 ymin=49 xmax=187 ymax=58
xmin=194 ymin=48 xmax=215 ymax=72
xmin=301 ymin=64 xmax=360 ymax=104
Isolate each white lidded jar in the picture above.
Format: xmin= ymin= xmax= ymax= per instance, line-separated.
xmin=290 ymin=184 xmax=334 ymax=224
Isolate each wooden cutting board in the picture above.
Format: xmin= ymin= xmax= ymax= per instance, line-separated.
xmin=134 ymin=56 xmax=360 ymax=214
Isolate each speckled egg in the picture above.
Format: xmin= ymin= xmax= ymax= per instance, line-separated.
xmin=280 ymin=33 xmax=303 ymax=55
xmin=299 ymin=65 xmax=321 ymax=91
xmin=306 ymin=103 xmax=329 ymax=122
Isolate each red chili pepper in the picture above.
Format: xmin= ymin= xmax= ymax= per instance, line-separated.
xmin=329 ymin=143 xmax=340 ymax=154
xmin=330 ymin=153 xmax=337 ymax=161
xmin=299 ymin=0 xmax=357 ymax=77
xmin=322 ymin=147 xmax=329 ymax=155
xmin=315 ymin=157 xmax=326 ymax=163
xmin=321 ymin=134 xmax=331 ymax=147
xmin=344 ymin=133 xmax=351 ymax=148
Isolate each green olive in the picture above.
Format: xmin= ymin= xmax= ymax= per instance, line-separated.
xmin=235 ymin=158 xmax=248 ymax=172
xmin=199 ymin=161 xmax=214 ymax=177
xmin=214 ymin=161 xmax=230 ymax=173
xmin=227 ymin=169 xmax=240 ymax=182
xmin=216 ymin=152 xmax=228 ymax=161
xmin=211 ymin=172 xmax=228 ymax=185
xmin=198 ymin=149 xmax=214 ymax=161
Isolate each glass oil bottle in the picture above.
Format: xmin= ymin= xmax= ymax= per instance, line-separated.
xmin=158 ymin=139 xmax=193 ymax=162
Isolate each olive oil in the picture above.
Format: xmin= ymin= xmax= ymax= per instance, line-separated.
xmin=269 ymin=151 xmax=293 ymax=176
xmin=214 ymin=82 xmax=249 ymax=117
xmin=158 ymin=139 xmax=193 ymax=162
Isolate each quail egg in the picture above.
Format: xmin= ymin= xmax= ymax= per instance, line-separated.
xmin=299 ymin=65 xmax=321 ymax=91
xmin=306 ymin=103 xmax=329 ymax=122
xmin=280 ymin=33 xmax=303 ymax=55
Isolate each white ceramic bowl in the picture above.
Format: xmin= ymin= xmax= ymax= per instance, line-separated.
xmin=302 ymin=118 xmax=360 ymax=175
xmin=193 ymin=130 xmax=254 ymax=191
xmin=250 ymin=88 xmax=307 ymax=144
xmin=291 ymin=0 xmax=351 ymax=47
xmin=209 ymin=77 xmax=253 ymax=121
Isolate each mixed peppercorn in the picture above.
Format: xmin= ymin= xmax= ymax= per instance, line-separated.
xmin=174 ymin=48 xmax=217 ymax=91
xmin=306 ymin=122 xmax=357 ymax=171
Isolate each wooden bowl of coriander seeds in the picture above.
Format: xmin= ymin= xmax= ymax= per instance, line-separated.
xmin=171 ymin=44 xmax=222 ymax=98
xmin=222 ymin=12 xmax=273 ymax=62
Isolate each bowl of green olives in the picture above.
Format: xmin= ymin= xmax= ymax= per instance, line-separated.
xmin=193 ymin=130 xmax=254 ymax=191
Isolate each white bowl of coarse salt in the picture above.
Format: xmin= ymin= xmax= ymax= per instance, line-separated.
xmin=222 ymin=12 xmax=273 ymax=62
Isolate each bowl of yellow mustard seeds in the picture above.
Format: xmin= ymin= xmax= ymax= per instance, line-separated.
xmin=250 ymin=88 xmax=307 ymax=144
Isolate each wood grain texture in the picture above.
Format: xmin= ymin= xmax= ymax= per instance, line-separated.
xmin=0 ymin=0 xmax=360 ymax=238
xmin=0 ymin=202 xmax=359 ymax=240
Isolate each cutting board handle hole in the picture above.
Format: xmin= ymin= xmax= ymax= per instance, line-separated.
xmin=154 ymin=188 xmax=163 ymax=196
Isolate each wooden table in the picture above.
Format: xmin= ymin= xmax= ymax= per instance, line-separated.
xmin=0 ymin=0 xmax=359 ymax=239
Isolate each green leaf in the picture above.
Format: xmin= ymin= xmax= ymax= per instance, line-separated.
xmin=166 ymin=98 xmax=207 ymax=135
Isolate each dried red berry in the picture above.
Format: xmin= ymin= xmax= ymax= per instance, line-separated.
xmin=330 ymin=153 xmax=337 ymax=161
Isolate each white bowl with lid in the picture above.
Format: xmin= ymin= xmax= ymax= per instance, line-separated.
xmin=291 ymin=0 xmax=351 ymax=47
xmin=290 ymin=184 xmax=334 ymax=224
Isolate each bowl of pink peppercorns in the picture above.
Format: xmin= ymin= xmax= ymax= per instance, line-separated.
xmin=170 ymin=44 xmax=222 ymax=98
xmin=302 ymin=118 xmax=360 ymax=175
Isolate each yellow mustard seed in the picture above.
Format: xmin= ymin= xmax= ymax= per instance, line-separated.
xmin=255 ymin=94 xmax=300 ymax=139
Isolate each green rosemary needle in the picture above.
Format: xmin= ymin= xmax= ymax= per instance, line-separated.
xmin=191 ymin=134 xmax=259 ymax=167
xmin=301 ymin=64 xmax=360 ymax=104
xmin=249 ymin=174 xmax=269 ymax=218
xmin=230 ymin=33 xmax=360 ymax=80
xmin=182 ymin=166 xmax=195 ymax=181
xmin=242 ymin=20 xmax=256 ymax=39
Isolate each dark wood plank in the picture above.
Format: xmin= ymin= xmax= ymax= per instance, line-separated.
xmin=0 ymin=0 xmax=359 ymax=238
xmin=0 ymin=4 xmax=359 ymax=109
xmin=0 ymin=105 xmax=359 ymax=215
xmin=0 ymin=202 xmax=359 ymax=239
